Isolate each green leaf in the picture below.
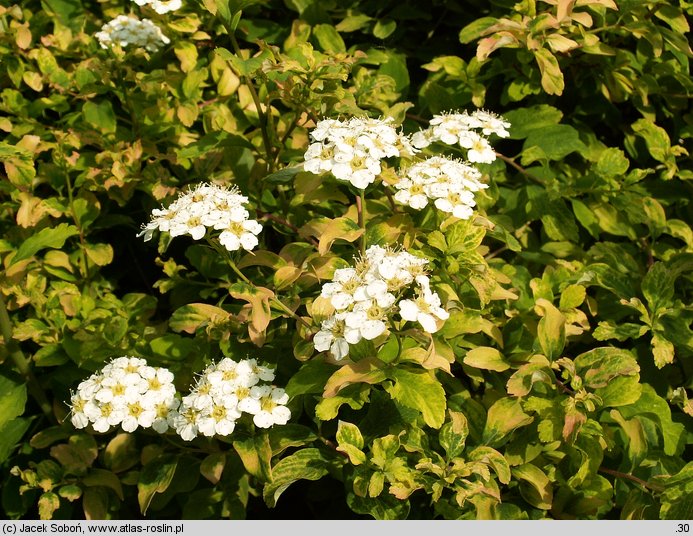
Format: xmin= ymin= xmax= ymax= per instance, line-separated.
xmin=0 ymin=418 xmax=30 ymax=464
xmin=41 ymin=0 xmax=85 ymax=32
xmin=535 ymin=298 xmax=565 ymax=360
xmin=468 ymin=446 xmax=511 ymax=484
xmin=631 ymin=119 xmax=672 ymax=164
xmin=149 ymin=334 xmax=194 ymax=361
xmin=482 ymin=398 xmax=533 ymax=447
xmin=503 ymin=105 xmax=562 ymax=139
xmin=593 ymin=321 xmax=648 ymax=342
xmin=336 ymin=421 xmax=367 ymax=465
xmin=463 ymin=347 xmax=510 ymax=372
xmin=642 ymin=262 xmax=675 ymax=313
xmin=459 ymin=17 xmax=498 ymax=44
xmin=323 ymin=358 xmax=386 ymax=398
xmin=82 ymin=101 xmax=116 ymax=134
xmin=84 ymin=243 xmax=113 ymax=267
xmin=559 ymin=284 xmax=586 ymax=309
xmin=574 ymin=347 xmax=640 ymax=389
xmin=38 ymin=492 xmax=60 ymax=520
xmin=82 ymin=468 xmax=124 ymax=500
xmin=232 ymin=433 xmax=273 ymax=481
xmin=177 ymin=130 xmax=253 ymax=159
xmin=386 ymin=367 xmax=446 ymax=429
xmin=318 ymin=216 xmax=364 ymax=255
xmin=10 ymin=223 xmax=78 ymax=266
xmin=137 ymin=454 xmax=178 ymax=515
xmin=533 ymin=47 xmax=564 ymax=95
xmin=169 ymin=303 xmax=231 ymax=334
xmin=285 ymin=359 xmax=338 ymax=396
xmin=0 ymin=373 xmax=27 ymax=428
xmin=268 ymin=424 xmax=318 ymax=456
xmin=596 ymin=148 xmax=629 ymax=178
xmin=652 ymin=332 xmax=675 ymax=368
xmin=315 ymin=384 xmax=370 ymax=421
xmin=523 ymin=124 xmax=584 ymax=161
xmin=621 ymin=386 xmax=685 ymax=457
xmin=200 ymin=453 xmax=226 ymax=484
xmin=595 ymin=375 xmax=642 ymax=407
xmin=373 ymin=19 xmax=397 ymax=40
xmin=439 ymin=411 xmax=468 ymax=460
xmin=263 ymin=448 xmax=333 ymax=507
xmin=512 ymin=464 xmax=553 ymax=509
xmin=313 ymin=24 xmax=346 ymax=53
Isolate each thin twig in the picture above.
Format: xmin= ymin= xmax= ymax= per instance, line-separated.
xmin=598 ymin=467 xmax=665 ymax=493
xmin=495 ymin=151 xmax=546 ymax=185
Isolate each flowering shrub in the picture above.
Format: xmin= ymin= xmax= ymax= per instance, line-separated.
xmin=1 ymin=0 xmax=691 ymax=522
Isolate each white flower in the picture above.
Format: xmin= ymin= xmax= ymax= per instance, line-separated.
xmin=133 ymin=0 xmax=182 ymax=14
xmin=398 ymin=276 xmax=449 ymax=333
xmin=471 ymin=109 xmax=511 ymax=138
xmin=393 ymin=156 xmax=487 ymax=219
xmin=217 ymin=218 xmax=263 ymax=252
xmin=95 ymin=15 xmax=170 ymax=52
xmin=314 ymin=313 xmax=351 ymax=360
xmin=245 ymin=386 xmax=291 ymax=428
xmin=303 ymin=116 xmax=414 ymax=189
xmin=138 ymin=182 xmax=262 ymax=253
xmin=344 ymin=300 xmax=389 ymax=340
xmin=68 ymin=356 xmax=177 ymax=434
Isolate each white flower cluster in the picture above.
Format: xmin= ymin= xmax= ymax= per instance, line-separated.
xmin=172 ymin=358 xmax=290 ymax=440
xmin=393 ymin=156 xmax=488 ymax=220
xmin=303 ymin=117 xmax=416 ymax=189
xmin=95 ymin=15 xmax=171 ymax=53
xmin=138 ymin=182 xmax=263 ymax=252
xmin=411 ymin=110 xmax=510 ymax=164
xmin=133 ymin=0 xmax=182 ymax=14
xmin=69 ymin=357 xmax=179 ymax=434
xmin=314 ymin=246 xmax=449 ymax=360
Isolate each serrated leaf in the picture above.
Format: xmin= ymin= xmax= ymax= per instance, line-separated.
xmin=386 ymin=367 xmax=446 ymax=429
xmin=652 ymin=332 xmax=675 ymax=368
xmin=10 ymin=223 xmax=79 ymax=266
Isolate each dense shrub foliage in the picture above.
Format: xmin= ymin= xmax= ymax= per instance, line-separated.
xmin=1 ymin=0 xmax=691 ymax=520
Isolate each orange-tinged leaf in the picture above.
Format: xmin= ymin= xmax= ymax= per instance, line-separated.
xmin=323 ymin=358 xmax=386 ymax=398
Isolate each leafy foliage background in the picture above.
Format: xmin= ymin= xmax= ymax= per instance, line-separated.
xmin=1 ymin=0 xmax=692 ymax=520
